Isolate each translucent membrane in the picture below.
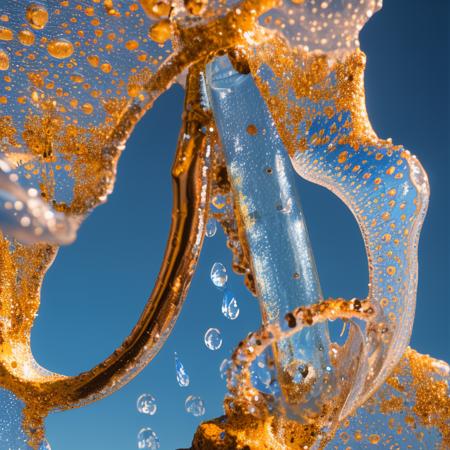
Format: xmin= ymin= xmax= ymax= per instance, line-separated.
xmin=247 ymin=40 xmax=430 ymax=407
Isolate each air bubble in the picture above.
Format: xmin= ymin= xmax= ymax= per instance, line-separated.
xmin=137 ymin=427 xmax=160 ymax=449
xmin=210 ymin=262 xmax=227 ymax=288
xmin=26 ymin=3 xmax=49 ymax=30
xmin=136 ymin=393 xmax=157 ymax=415
xmin=204 ymin=327 xmax=222 ymax=350
xmin=185 ymin=395 xmax=205 ymax=417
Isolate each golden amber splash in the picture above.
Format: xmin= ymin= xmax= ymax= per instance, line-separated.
xmin=190 ymin=349 xmax=449 ymax=449
xmin=0 ymin=0 xmax=445 ymax=448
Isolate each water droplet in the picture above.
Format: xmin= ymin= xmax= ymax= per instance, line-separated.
xmin=137 ymin=393 xmax=157 ymax=415
xmin=47 ymin=39 xmax=74 ymax=59
xmin=210 ymin=262 xmax=227 ymax=288
xmin=148 ymin=19 xmax=171 ymax=44
xmin=40 ymin=438 xmax=51 ymax=450
xmin=219 ymin=358 xmax=231 ymax=380
xmin=0 ymin=49 xmax=9 ymax=71
xmin=174 ymin=352 xmax=190 ymax=387
xmin=185 ymin=395 xmax=205 ymax=417
xmin=141 ymin=0 xmax=172 ymax=19
xmin=205 ymin=218 xmax=217 ymax=237
xmin=137 ymin=427 xmax=160 ymax=449
xmin=204 ymin=328 xmax=222 ymax=351
xmin=26 ymin=3 xmax=49 ymax=30
xmin=17 ymin=29 xmax=35 ymax=46
xmin=221 ymin=289 xmax=239 ymax=320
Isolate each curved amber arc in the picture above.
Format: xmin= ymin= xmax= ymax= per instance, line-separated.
xmin=248 ymin=40 xmax=430 ymax=411
xmin=0 ymin=68 xmax=212 ymax=447
xmin=60 ymin=67 xmax=213 ymax=406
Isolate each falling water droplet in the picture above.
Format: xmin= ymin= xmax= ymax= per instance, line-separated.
xmin=137 ymin=427 xmax=160 ymax=449
xmin=205 ymin=218 xmax=217 ymax=237
xmin=221 ymin=289 xmax=239 ymax=320
xmin=219 ymin=358 xmax=231 ymax=380
xmin=137 ymin=393 xmax=157 ymax=415
xmin=174 ymin=352 xmax=190 ymax=387
xmin=40 ymin=438 xmax=51 ymax=450
xmin=204 ymin=328 xmax=223 ymax=350
xmin=185 ymin=395 xmax=206 ymax=417
xmin=210 ymin=262 xmax=227 ymax=288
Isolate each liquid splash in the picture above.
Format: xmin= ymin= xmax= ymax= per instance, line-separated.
xmin=0 ymin=0 xmax=446 ymax=448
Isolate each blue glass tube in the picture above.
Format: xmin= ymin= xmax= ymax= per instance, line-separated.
xmin=206 ymin=56 xmax=330 ymax=387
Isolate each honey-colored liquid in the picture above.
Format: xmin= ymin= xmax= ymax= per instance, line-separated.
xmin=0 ymin=0 xmax=446 ymax=448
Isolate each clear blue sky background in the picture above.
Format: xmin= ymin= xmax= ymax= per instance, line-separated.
xmin=30 ymin=1 xmax=449 ymax=449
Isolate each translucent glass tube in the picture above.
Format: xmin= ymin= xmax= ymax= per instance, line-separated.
xmin=206 ymin=56 xmax=330 ymax=380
